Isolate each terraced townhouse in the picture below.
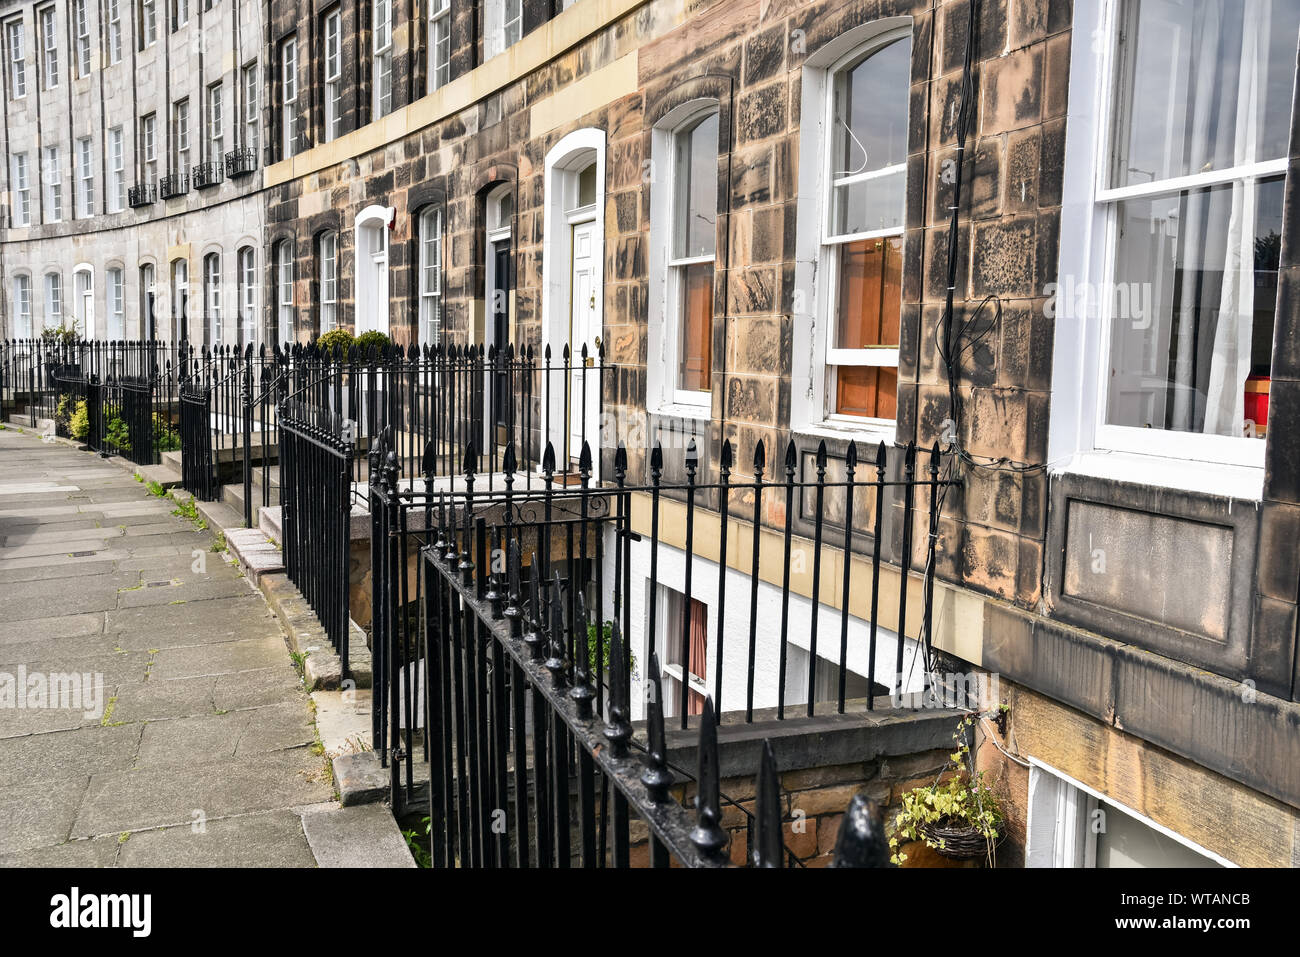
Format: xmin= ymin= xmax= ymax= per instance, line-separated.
xmin=3 ymin=0 xmax=1300 ymax=868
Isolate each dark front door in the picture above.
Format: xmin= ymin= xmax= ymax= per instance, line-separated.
xmin=492 ymin=240 xmax=510 ymax=429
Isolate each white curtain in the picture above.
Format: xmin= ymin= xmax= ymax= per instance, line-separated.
xmin=1202 ymin=0 xmax=1267 ymax=436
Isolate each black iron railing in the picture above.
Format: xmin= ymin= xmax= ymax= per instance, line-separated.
xmin=180 ymin=380 xmax=217 ymax=499
xmin=192 ymin=160 xmax=224 ymax=189
xmin=224 ymin=146 xmax=257 ymax=178
xmin=366 ymin=431 xmax=949 ymax=866
xmin=159 ymin=172 xmax=189 ymax=198
xmin=127 ymin=183 xmax=156 ymax=207
xmin=280 ymin=398 xmax=355 ymax=664
xmin=1 ymin=339 xmax=185 ymax=462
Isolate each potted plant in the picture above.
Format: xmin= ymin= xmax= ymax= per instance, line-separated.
xmin=889 ymin=714 xmax=1004 ymax=865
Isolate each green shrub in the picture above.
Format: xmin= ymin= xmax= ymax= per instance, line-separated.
xmin=316 ymin=328 xmax=355 ymax=357
xmin=153 ymin=414 xmax=180 ymax=452
xmin=105 ymin=415 xmax=131 ymax=454
xmin=355 ymin=330 xmax=392 ymax=353
xmin=68 ymin=400 xmax=89 ymax=440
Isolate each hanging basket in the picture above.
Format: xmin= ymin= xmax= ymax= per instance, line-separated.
xmin=919 ymin=821 xmax=1003 ymax=861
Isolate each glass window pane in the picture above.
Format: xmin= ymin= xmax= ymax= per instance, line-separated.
xmin=1110 ymin=0 xmax=1300 ymax=188
xmin=677 ymin=262 xmax=713 ymax=393
xmin=836 ymin=366 xmax=897 ymax=419
xmin=835 ymin=235 xmax=902 ymax=349
xmin=833 ymin=36 xmax=910 ymax=181
xmin=673 ymin=112 xmax=718 ymax=260
xmin=833 ymin=167 xmax=906 ymax=236
xmin=577 ymin=163 xmax=597 ymax=208
xmin=1105 ymin=175 xmax=1281 ymax=438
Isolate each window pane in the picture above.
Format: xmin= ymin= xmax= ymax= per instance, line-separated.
xmin=673 ymin=112 xmax=718 ymax=260
xmin=835 ymin=235 xmax=902 ymax=349
xmin=677 ymin=262 xmax=713 ymax=393
xmin=833 ymin=167 xmax=906 ymax=236
xmin=1110 ymin=0 xmax=1300 ymax=188
xmin=1105 ymin=175 xmax=1281 ymax=438
xmin=836 ymin=366 xmax=897 ymax=419
xmin=834 ymin=37 xmax=910 ymax=179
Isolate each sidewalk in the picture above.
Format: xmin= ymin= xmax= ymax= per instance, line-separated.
xmin=0 ymin=425 xmax=408 ymax=867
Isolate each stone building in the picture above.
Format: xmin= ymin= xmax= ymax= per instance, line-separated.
xmin=6 ymin=0 xmax=1300 ymax=868
xmin=0 ymin=0 xmax=266 ymax=347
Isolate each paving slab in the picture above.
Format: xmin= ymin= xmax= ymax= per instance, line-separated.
xmin=0 ymin=428 xmax=350 ymax=868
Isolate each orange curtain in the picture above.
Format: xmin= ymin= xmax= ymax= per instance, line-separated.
xmin=687 ymin=597 xmax=707 ymax=716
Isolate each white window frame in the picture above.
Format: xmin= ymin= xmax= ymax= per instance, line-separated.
xmin=172 ymin=0 xmax=188 ymax=31
xmin=72 ymin=0 xmax=90 ymax=77
xmin=39 ymin=5 xmax=57 ymax=89
xmin=106 ymin=0 xmax=122 ymax=64
xmin=141 ymin=0 xmax=157 ymax=46
xmin=1026 ymin=759 xmax=1233 ymax=868
xmin=1048 ymin=0 xmax=1284 ymax=485
xmin=11 ymin=152 xmax=30 ymax=226
xmin=281 ymin=37 xmax=297 ymax=158
xmin=372 ymin=0 xmax=392 ymax=119
xmin=792 ymin=17 xmax=911 ymax=445
xmin=42 ymin=145 xmax=62 ymax=222
xmin=73 ymin=264 xmax=93 ymax=337
xmin=484 ymin=0 xmax=522 ymax=60
xmin=7 ymin=20 xmax=26 ymax=98
xmin=44 ymin=271 xmax=62 ymax=330
xmin=206 ymin=81 xmax=223 ymax=161
xmin=319 ymin=229 xmax=338 ymax=334
xmin=75 ymin=136 xmax=94 ymax=217
xmin=171 ymin=257 xmax=189 ymax=340
xmin=647 ymin=101 xmax=718 ymax=417
xmin=237 ymin=246 xmax=256 ymax=346
xmin=204 ymin=252 xmax=221 ymax=344
xmin=12 ymin=274 xmax=32 ymax=337
xmin=106 ymin=267 xmax=124 ymax=339
xmin=276 ymin=240 xmax=294 ymax=345
xmin=242 ymin=63 xmax=258 ymax=153
xmin=417 ymin=209 xmax=442 ymax=346
xmin=427 ymin=0 xmax=450 ymax=93
xmin=324 ymin=10 xmax=341 ymax=141
xmin=173 ymin=98 xmax=190 ymax=174
xmin=107 ymin=127 xmax=124 ymax=212
xmin=141 ymin=113 xmax=157 ymax=183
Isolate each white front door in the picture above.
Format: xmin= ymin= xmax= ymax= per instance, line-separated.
xmin=568 ymin=219 xmax=597 ymax=464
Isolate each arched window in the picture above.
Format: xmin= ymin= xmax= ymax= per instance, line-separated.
xmin=43 ymin=272 xmax=63 ymax=331
xmin=204 ymin=252 xmax=222 ymax=345
xmin=73 ymin=265 xmax=94 ymax=338
xmin=275 ymin=240 xmax=294 ymax=346
xmin=171 ymin=258 xmax=189 ymax=343
xmin=821 ymin=35 xmax=909 ymax=420
xmin=237 ymin=246 xmax=257 ymax=347
xmin=417 ymin=210 xmax=441 ymax=346
xmin=12 ymin=274 xmax=32 ymax=339
xmin=318 ymin=230 xmax=338 ymax=335
xmin=106 ymin=268 xmax=125 ymax=340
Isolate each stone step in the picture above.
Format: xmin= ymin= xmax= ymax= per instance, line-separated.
xmin=134 ymin=462 xmax=183 ymax=488
xmin=299 ymin=802 xmax=416 ymax=868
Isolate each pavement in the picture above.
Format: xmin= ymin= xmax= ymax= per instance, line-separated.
xmin=0 ymin=424 xmax=412 ymax=867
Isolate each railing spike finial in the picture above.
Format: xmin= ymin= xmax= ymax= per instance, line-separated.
xmin=570 ymin=589 xmax=595 ymax=718
xmin=830 ymin=794 xmax=892 ymax=867
xmin=544 ymin=571 xmax=569 ymax=689
xmin=720 ymin=438 xmax=733 ymax=470
xmin=462 ymin=439 xmax=477 ymax=481
xmin=503 ymin=441 xmax=517 ymax=476
xmin=816 ymin=438 xmax=828 ymax=470
xmin=603 ymin=619 xmax=632 ymax=758
xmin=523 ymin=553 xmax=544 ymax=659
xmin=542 ymin=441 xmax=556 ymax=476
xmin=876 ymin=439 xmax=888 ymax=471
xmin=784 ymin=438 xmax=798 ymax=472
xmin=753 ymin=740 xmax=783 ymax=867
xmin=685 ymin=437 xmax=698 ymax=472
xmin=650 ymin=441 xmax=663 ymax=474
xmin=753 ymin=438 xmax=766 ymax=472
xmin=641 ymin=652 xmax=672 ymax=804
xmin=689 ymin=696 xmax=727 ymax=858
xmin=421 ymin=440 xmax=436 ymax=480
xmin=929 ymin=440 xmax=942 ymax=479
xmin=614 ymin=443 xmax=627 ymax=475
xmin=578 ymin=440 xmax=592 ymax=476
